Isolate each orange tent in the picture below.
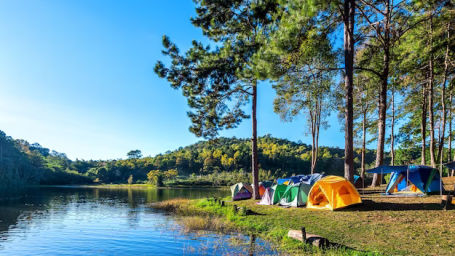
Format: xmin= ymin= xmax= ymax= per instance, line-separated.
xmin=307 ymin=176 xmax=362 ymax=210
xmin=257 ymin=181 xmax=273 ymax=197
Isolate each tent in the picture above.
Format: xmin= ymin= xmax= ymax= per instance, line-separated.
xmin=279 ymin=173 xmax=326 ymax=207
xmin=445 ymin=161 xmax=455 ymax=170
xmin=286 ymin=175 xmax=306 ymax=185
xmin=353 ymin=175 xmax=363 ymax=188
xmin=366 ymin=165 xmax=442 ymax=195
xmin=278 ymin=183 xmax=311 ymax=207
xmin=231 ymin=183 xmax=253 ymax=201
xmin=307 ymin=176 xmax=362 ymax=210
xmin=298 ymin=173 xmax=325 ymax=185
xmin=258 ymin=184 xmax=288 ymax=205
xmin=258 ymin=181 xmax=273 ymax=197
xmin=277 ymin=174 xmax=316 ymax=185
xmin=444 ymin=161 xmax=455 ymax=176
xmin=277 ymin=178 xmax=292 ymax=185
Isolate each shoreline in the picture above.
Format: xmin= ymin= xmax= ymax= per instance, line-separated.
xmin=31 ymin=184 xmax=229 ymax=190
xmin=151 ymin=198 xmax=378 ymax=256
xmin=151 ymin=190 xmax=455 ymax=256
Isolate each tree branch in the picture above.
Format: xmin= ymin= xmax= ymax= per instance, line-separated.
xmin=356 ymin=3 xmax=385 ymax=44
xmin=354 ymin=66 xmax=382 ymax=77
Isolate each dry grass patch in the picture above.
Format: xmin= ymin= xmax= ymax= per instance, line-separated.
xmin=151 ymin=198 xmax=197 ymax=214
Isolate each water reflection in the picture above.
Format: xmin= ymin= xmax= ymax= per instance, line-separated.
xmin=0 ymin=187 xmax=275 ymax=255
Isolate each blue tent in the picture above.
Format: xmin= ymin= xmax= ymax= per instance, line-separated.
xmin=277 ymin=173 xmax=326 ymax=185
xmin=277 ymin=175 xmax=306 ymax=185
xmin=367 ymin=165 xmax=442 ymax=195
xmin=277 ymin=178 xmax=291 ymax=185
xmin=445 ymin=161 xmax=455 ymax=170
xmin=296 ymin=173 xmax=326 ymax=185
xmin=353 ymin=175 xmax=363 ymax=188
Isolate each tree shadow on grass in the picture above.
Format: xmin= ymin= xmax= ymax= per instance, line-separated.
xmin=357 ymin=188 xmax=385 ymax=195
xmin=339 ymin=199 xmax=445 ymax=212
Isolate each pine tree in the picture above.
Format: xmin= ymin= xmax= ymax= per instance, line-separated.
xmin=155 ymin=0 xmax=279 ymax=199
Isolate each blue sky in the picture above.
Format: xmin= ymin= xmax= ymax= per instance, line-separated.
xmin=0 ymin=0 xmax=347 ymax=160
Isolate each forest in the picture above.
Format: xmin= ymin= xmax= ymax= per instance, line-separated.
xmin=154 ymin=0 xmax=455 ymax=198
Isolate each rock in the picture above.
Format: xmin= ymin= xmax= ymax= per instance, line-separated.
xmin=288 ymin=229 xmax=329 ymax=248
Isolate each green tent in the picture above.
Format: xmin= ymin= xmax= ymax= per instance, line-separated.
xmin=279 ymin=182 xmax=312 ymax=207
xmin=258 ymin=184 xmax=288 ymax=205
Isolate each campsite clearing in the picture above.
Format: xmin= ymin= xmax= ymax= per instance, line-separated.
xmin=153 ymin=185 xmax=455 ymax=256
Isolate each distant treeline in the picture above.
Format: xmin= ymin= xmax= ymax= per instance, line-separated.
xmin=1 ymin=130 xmax=390 ymax=188
xmin=0 ymin=130 xmax=92 ymax=193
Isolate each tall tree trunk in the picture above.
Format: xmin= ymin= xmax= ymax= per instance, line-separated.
xmin=372 ymin=0 xmax=390 ymax=186
xmin=449 ymin=92 xmax=453 ymax=158
xmin=421 ymin=84 xmax=428 ymax=165
xmin=361 ymin=106 xmax=367 ymax=180
xmin=343 ymin=0 xmax=355 ymax=183
xmin=428 ymin=82 xmax=436 ymax=168
xmin=311 ymin=100 xmax=322 ymax=174
xmin=438 ymin=23 xmax=450 ymax=173
xmin=449 ymin=91 xmax=453 ymax=176
xmin=315 ymin=101 xmax=321 ymax=173
xmin=310 ymin=110 xmax=316 ymax=174
xmin=428 ymin=14 xmax=436 ymax=168
xmin=451 ymin=90 xmax=455 ymax=176
xmin=391 ymin=84 xmax=395 ymax=165
xmin=438 ymin=23 xmax=450 ymax=176
xmin=251 ymin=81 xmax=259 ymax=199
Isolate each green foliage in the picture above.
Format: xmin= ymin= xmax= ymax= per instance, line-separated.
xmin=163 ymin=169 xmax=178 ymax=180
xmin=127 ymin=150 xmax=142 ymax=159
xmin=127 ymin=174 xmax=134 ymax=185
xmin=40 ymin=168 xmax=92 ymax=185
xmin=85 ymin=136 xmax=376 ymax=185
xmin=154 ymin=0 xmax=279 ymax=140
xmin=147 ymin=170 xmax=162 ymax=186
xmin=0 ymin=131 xmax=42 ymax=194
xmin=0 ymin=130 xmax=93 ymax=192
xmin=0 ymin=130 xmax=380 ymax=189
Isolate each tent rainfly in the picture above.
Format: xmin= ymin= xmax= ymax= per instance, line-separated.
xmin=258 ymin=181 xmax=273 ymax=197
xmin=366 ymin=165 xmax=442 ymax=195
xmin=277 ymin=178 xmax=292 ymax=185
xmin=230 ymin=183 xmax=253 ymax=201
xmin=277 ymin=174 xmax=324 ymax=186
xmin=258 ymin=184 xmax=288 ymax=205
xmin=279 ymin=173 xmax=326 ymax=207
xmin=307 ymin=176 xmax=362 ymax=210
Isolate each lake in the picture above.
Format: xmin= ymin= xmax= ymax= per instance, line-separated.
xmin=0 ymin=187 xmax=277 ymax=255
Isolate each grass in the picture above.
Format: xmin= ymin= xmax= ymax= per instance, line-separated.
xmin=152 ymin=186 xmax=455 ymax=256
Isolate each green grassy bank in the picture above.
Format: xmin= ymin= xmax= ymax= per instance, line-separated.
xmin=152 ymin=188 xmax=455 ymax=256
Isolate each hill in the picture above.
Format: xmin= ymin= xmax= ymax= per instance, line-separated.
xmin=0 ymin=131 xmax=379 ymax=188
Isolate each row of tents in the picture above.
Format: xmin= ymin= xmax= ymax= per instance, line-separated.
xmin=231 ymin=174 xmax=363 ymax=210
xmin=230 ymin=165 xmax=446 ymax=210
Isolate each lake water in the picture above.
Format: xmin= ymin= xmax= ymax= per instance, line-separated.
xmin=0 ymin=187 xmax=276 ymax=255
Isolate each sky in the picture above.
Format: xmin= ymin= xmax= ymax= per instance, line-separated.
xmin=0 ymin=0 xmax=347 ymax=160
